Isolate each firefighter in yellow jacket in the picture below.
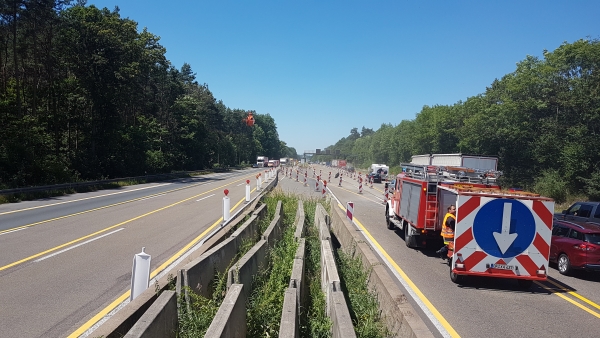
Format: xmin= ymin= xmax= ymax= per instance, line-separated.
xmin=436 ymin=205 xmax=456 ymax=259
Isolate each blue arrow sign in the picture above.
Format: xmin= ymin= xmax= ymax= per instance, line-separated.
xmin=472 ymin=199 xmax=536 ymax=258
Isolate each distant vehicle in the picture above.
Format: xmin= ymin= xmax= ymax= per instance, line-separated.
xmin=554 ymin=201 xmax=600 ymax=223
xmin=252 ymin=163 xmax=258 ymax=168
xmin=369 ymin=164 xmax=389 ymax=180
xmin=280 ymin=158 xmax=288 ymax=166
xmin=550 ymin=220 xmax=600 ymax=275
xmin=367 ymin=173 xmax=382 ymax=183
xmin=256 ymin=156 xmax=269 ymax=168
xmin=268 ymin=159 xmax=279 ymax=167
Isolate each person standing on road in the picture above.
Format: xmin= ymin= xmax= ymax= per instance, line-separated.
xmin=436 ymin=205 xmax=456 ymax=259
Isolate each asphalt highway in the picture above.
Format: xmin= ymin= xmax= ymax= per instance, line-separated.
xmin=0 ymin=168 xmax=266 ymax=338
xmin=279 ymin=164 xmax=600 ymax=338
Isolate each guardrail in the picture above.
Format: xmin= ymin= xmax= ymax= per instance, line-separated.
xmin=0 ymin=166 xmax=248 ymax=196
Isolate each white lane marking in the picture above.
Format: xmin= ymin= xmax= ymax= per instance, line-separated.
xmin=329 ymin=191 xmax=453 ymax=338
xmin=236 ymin=183 xmax=244 ymax=186
xmin=139 ymin=194 xmax=166 ymax=201
xmin=0 ymin=228 xmax=27 ymax=236
xmin=34 ymin=228 xmax=125 ymax=262
xmin=0 ymin=184 xmax=171 ymax=216
xmin=196 ymin=194 xmax=215 ymax=202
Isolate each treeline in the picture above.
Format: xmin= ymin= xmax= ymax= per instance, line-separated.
xmin=0 ymin=1 xmax=296 ymax=189
xmin=325 ymin=39 xmax=600 ymax=202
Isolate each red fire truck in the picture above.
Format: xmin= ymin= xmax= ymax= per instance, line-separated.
xmin=385 ymin=156 xmax=554 ymax=288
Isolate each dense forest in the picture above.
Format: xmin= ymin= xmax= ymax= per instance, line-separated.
xmin=0 ymin=1 xmax=296 ymax=189
xmin=323 ymin=39 xmax=600 ymax=203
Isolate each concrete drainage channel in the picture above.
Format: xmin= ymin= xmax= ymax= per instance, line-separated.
xmin=89 ymin=173 xmax=433 ymax=338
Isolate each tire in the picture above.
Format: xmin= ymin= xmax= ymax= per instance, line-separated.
xmin=385 ymin=208 xmax=395 ymax=230
xmin=450 ymin=261 xmax=466 ymax=284
xmin=557 ymin=254 xmax=572 ymax=275
xmin=517 ymin=279 xmax=533 ymax=290
xmin=404 ymin=224 xmax=411 ymax=247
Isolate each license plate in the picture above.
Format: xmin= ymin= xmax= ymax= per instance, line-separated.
xmin=487 ymin=264 xmax=516 ymax=270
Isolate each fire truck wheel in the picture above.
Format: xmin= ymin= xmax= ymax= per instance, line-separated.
xmin=386 ymin=213 xmax=395 ymax=230
xmin=450 ymin=266 xmax=465 ymax=284
xmin=557 ymin=254 xmax=572 ymax=275
xmin=517 ymin=279 xmax=533 ymax=290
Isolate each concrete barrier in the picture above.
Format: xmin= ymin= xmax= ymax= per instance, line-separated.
xmin=289 ymin=238 xmax=306 ymax=324
xmin=329 ymin=199 xmax=434 ymax=338
xmin=180 ymin=236 xmax=238 ymax=298
xmin=92 ymin=179 xmax=274 ymax=338
xmin=262 ymin=201 xmax=283 ymax=248
xmin=293 ymin=200 xmax=305 ymax=240
xmin=329 ymin=283 xmax=357 ymax=338
xmin=278 ymin=288 xmax=299 ymax=338
xmin=227 ymin=239 xmax=268 ymax=297
xmin=204 ymin=284 xmax=246 ymax=338
xmin=316 ymin=204 xmax=330 ymax=242
xmin=124 ymin=291 xmax=177 ymax=338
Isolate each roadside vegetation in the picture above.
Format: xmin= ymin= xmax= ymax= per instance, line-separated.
xmin=312 ymin=39 xmax=600 ymax=204
xmin=247 ymin=191 xmax=299 ymax=336
xmin=335 ymin=248 xmax=389 ymax=338
xmin=0 ymin=2 xmax=297 ymax=191
xmin=301 ymin=199 xmax=332 ymax=337
xmin=148 ymin=189 xmax=386 ymax=337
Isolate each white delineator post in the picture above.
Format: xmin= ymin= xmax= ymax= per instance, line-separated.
xmin=315 ymin=176 xmax=320 ymax=191
xmin=245 ymin=180 xmax=251 ymax=202
xmin=304 ymin=171 xmax=308 ymax=186
xmin=223 ymin=189 xmax=230 ymax=222
xmin=257 ymin=174 xmax=261 ymax=191
xmin=346 ymin=202 xmax=354 ymax=222
xmin=322 ymin=180 xmax=327 ymax=198
xmin=130 ymin=247 xmax=151 ymax=301
xmin=339 ymin=173 xmax=343 ymax=186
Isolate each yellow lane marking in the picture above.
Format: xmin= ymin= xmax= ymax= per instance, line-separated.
xmin=534 ymin=281 xmax=600 ymax=319
xmin=337 ymin=202 xmax=461 ymax=338
xmin=0 ymin=176 xmax=255 ymax=271
xmin=0 ymin=177 xmax=225 ymax=235
xmin=542 ymin=279 xmax=600 ymax=311
xmin=67 ymin=193 xmax=251 ymax=338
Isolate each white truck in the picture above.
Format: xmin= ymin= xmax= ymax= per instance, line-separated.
xmin=370 ymin=164 xmax=390 ymax=179
xmin=256 ymin=156 xmax=269 ymax=168
xmin=411 ymin=153 xmax=498 ymax=171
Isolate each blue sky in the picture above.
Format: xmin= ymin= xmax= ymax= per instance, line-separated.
xmin=89 ymin=0 xmax=600 ymax=154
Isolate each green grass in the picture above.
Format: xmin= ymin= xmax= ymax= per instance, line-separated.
xmin=177 ymin=269 xmax=229 ymax=338
xmin=301 ymin=198 xmax=332 ymax=338
xmin=247 ymin=191 xmax=299 ymax=337
xmin=335 ymin=248 xmax=388 ymax=338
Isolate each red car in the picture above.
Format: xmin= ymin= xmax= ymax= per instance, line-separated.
xmin=550 ymin=220 xmax=600 ymax=275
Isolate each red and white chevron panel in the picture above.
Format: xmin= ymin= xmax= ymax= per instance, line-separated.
xmin=453 ymin=195 xmax=554 ymax=278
